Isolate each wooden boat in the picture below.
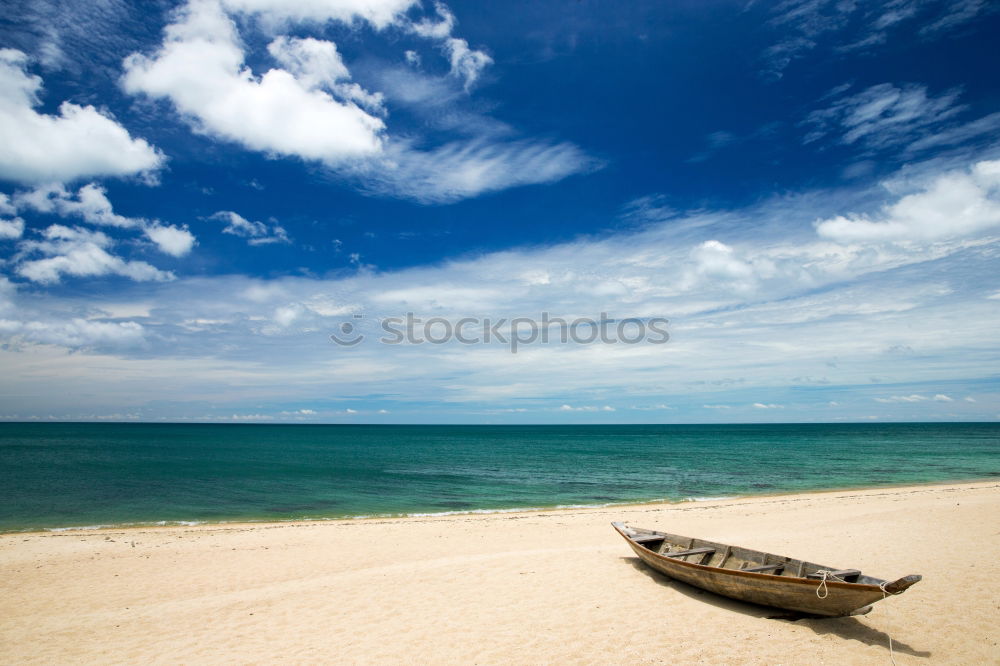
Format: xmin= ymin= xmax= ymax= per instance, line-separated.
xmin=612 ymin=522 xmax=921 ymax=616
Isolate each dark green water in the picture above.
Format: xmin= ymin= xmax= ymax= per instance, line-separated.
xmin=1 ymin=423 xmax=998 ymax=532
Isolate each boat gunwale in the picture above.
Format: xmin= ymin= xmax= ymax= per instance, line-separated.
xmin=612 ymin=522 xmax=884 ymax=591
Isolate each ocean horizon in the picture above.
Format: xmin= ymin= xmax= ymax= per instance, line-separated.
xmin=2 ymin=422 xmax=998 ymax=533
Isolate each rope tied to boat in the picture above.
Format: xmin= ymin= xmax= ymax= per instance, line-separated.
xmin=879 ymin=582 xmax=898 ymax=666
xmin=813 ymin=569 xmax=846 ymax=599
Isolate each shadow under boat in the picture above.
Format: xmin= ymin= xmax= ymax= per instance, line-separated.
xmin=621 ymin=556 xmax=931 ymax=658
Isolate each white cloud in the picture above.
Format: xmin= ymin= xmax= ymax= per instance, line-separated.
xmin=0 ymin=317 xmax=145 ymax=349
xmin=686 ymin=240 xmax=756 ymax=291
xmin=14 ymin=183 xmax=196 ymax=257
xmin=763 ymin=1 xmax=991 ymax=78
xmin=442 ymin=37 xmax=492 ymax=90
xmin=752 ymin=402 xmax=783 ymax=409
xmin=115 ymin=0 xmax=590 ymax=204
xmin=354 ymin=139 xmax=598 ymax=204
xmin=407 ymin=2 xmax=492 ymax=90
xmin=267 ymin=35 xmax=347 ymax=86
xmin=803 ymin=82 xmax=963 ymax=151
xmin=920 ymin=0 xmax=990 ymax=34
xmin=0 ymin=217 xmax=24 ymax=240
xmin=16 ymin=183 xmax=139 ymax=228
xmin=3 ymin=157 xmax=999 ymax=420
xmin=874 ymin=394 xmax=954 ymax=404
xmin=144 ymin=224 xmax=197 ymax=257
xmin=267 ymin=36 xmax=385 ymax=112
xmin=0 ymin=48 xmax=163 ymax=185
xmin=219 ymin=0 xmax=416 ymax=29
xmin=905 ymin=112 xmax=1000 ymax=155
xmin=15 ymin=225 xmax=174 ymax=284
xmin=410 ymin=1 xmax=455 ymax=39
xmin=874 ymin=394 xmax=929 ymax=403
xmin=0 ymin=193 xmax=15 ymax=217
xmin=816 ymin=159 xmax=1000 ymax=242
xmin=559 ymin=404 xmax=615 ymax=412
xmin=122 ymin=0 xmax=386 ymax=164
xmin=210 ymin=210 xmax=290 ymax=245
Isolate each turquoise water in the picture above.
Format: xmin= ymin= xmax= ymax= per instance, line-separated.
xmin=0 ymin=422 xmax=998 ymax=532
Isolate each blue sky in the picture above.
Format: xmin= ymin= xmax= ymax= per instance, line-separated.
xmin=0 ymin=0 xmax=999 ymax=423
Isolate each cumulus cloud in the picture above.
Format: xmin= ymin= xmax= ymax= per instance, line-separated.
xmin=219 ymin=0 xmax=416 ymax=29
xmin=685 ymin=240 xmax=757 ymax=291
xmin=14 ymin=183 xmax=196 ymax=256
xmin=408 ymin=2 xmax=492 ymax=90
xmin=121 ymin=0 xmax=386 ymax=164
xmin=0 ymin=194 xmax=24 ymax=239
xmin=267 ymin=36 xmax=384 ymax=111
xmin=115 ymin=0 xmax=590 ymax=204
xmin=16 ymin=183 xmax=139 ymax=228
xmin=752 ymin=402 xmax=783 ymax=409
xmin=0 ymin=218 xmax=24 ymax=240
xmin=6 ymin=154 xmax=999 ymax=419
xmin=144 ymin=224 xmax=197 ymax=257
xmin=0 ymin=193 xmax=15 ymax=217
xmin=210 ymin=210 xmax=290 ymax=245
xmin=0 ymin=48 xmax=163 ymax=185
xmin=815 ymin=159 xmax=1000 ymax=242
xmin=15 ymin=225 xmax=174 ymax=284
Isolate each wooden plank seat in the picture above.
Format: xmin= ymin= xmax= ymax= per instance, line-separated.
xmin=742 ymin=562 xmax=788 ymax=573
xmin=664 ymin=547 xmax=716 ymax=559
xmin=631 ymin=534 xmax=666 ymax=544
xmin=806 ymin=569 xmax=861 ymax=580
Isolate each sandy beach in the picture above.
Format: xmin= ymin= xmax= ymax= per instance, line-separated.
xmin=2 ymin=481 xmax=998 ymax=664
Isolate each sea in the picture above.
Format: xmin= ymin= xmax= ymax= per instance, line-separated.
xmin=1 ymin=422 xmax=998 ymax=533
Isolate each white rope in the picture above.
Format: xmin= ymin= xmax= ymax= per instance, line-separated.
xmin=816 ymin=570 xmax=899 ymax=665
xmin=879 ymin=582 xmax=898 ymax=666
xmin=813 ymin=569 xmax=845 ymax=599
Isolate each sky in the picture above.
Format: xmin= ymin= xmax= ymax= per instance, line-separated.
xmin=0 ymin=0 xmax=999 ymax=424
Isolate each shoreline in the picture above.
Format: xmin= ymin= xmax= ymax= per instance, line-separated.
xmin=3 ymin=479 xmax=999 ymax=663
xmin=9 ymin=476 xmax=998 ymax=537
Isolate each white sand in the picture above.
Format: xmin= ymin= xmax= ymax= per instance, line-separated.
xmin=2 ymin=481 xmax=999 ymax=664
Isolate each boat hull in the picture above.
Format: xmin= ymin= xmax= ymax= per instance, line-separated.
xmin=614 ymin=524 xmax=913 ymax=617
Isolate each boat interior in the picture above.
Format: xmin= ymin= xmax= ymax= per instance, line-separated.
xmin=615 ymin=523 xmax=884 ymax=585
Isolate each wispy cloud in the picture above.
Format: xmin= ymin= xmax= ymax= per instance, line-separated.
xmin=874 ymin=393 xmax=954 ymax=403
xmin=350 ymin=138 xmax=600 ymax=204
xmin=210 ymin=211 xmax=290 ymax=246
xmin=119 ymin=0 xmax=594 ymax=204
xmin=803 ymin=82 xmax=965 ymax=152
xmin=1 ymin=157 xmax=998 ymax=419
xmin=762 ymin=0 xmax=996 ymax=79
xmin=121 ymin=1 xmax=387 ymax=164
